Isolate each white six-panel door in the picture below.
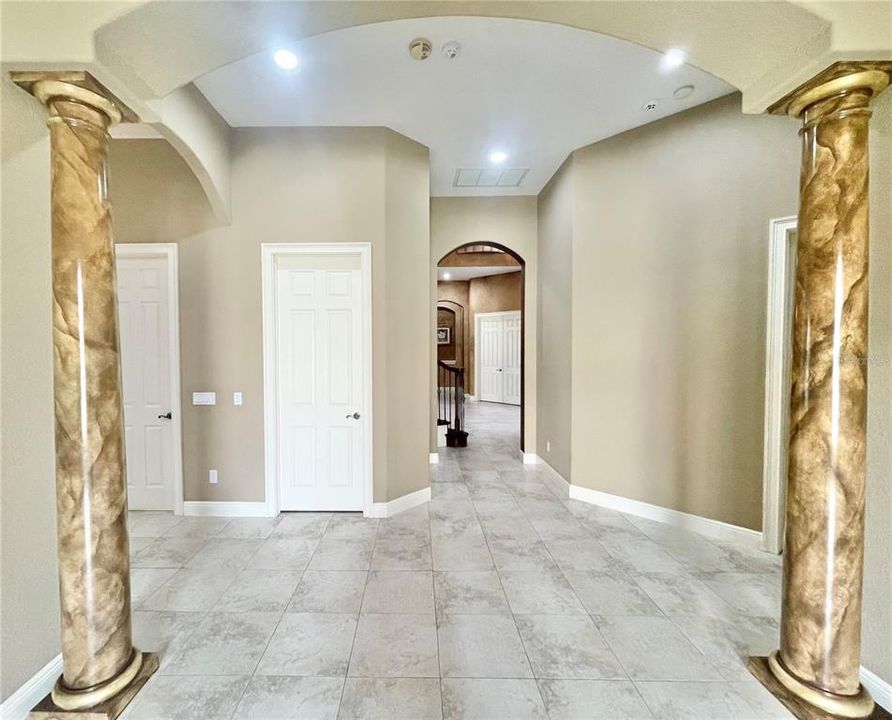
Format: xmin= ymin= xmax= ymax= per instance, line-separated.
xmin=476 ymin=310 xmax=521 ymax=405
xmin=276 ymin=254 xmax=365 ymax=511
xmin=117 ymin=251 xmax=177 ymax=510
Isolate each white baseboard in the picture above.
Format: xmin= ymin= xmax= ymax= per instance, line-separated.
xmin=522 ymin=452 xmax=538 ymax=465
xmin=429 ymin=453 xmax=439 ymax=464
xmin=862 ymin=666 xmax=892 ymax=712
xmin=568 ymin=484 xmax=762 ymax=550
xmin=182 ymin=501 xmax=270 ymax=517
xmin=0 ymin=653 xmax=61 ymax=720
xmin=368 ymin=487 xmax=431 ymax=519
xmin=533 ymin=456 xmax=572 ymax=499
xmin=465 ymin=395 xmax=477 ymax=401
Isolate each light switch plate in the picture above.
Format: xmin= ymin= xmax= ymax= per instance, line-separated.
xmin=209 ymin=469 xmax=218 ymax=484
xmin=233 ymin=392 xmax=243 ymax=406
xmin=192 ymin=392 xmax=216 ymax=406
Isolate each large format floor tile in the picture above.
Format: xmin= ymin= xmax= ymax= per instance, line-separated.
xmin=123 ymin=401 xmax=792 ymax=719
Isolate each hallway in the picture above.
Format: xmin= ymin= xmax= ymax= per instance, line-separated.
xmin=122 ymin=401 xmax=790 ymax=719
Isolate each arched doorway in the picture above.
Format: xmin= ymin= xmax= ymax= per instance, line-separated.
xmin=436 ymin=242 xmax=526 ymax=451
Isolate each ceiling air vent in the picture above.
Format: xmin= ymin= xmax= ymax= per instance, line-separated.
xmin=453 ymin=167 xmax=529 ymax=188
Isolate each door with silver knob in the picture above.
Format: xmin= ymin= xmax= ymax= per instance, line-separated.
xmin=477 ymin=311 xmax=521 ymax=405
xmin=277 ymin=252 xmax=366 ymax=511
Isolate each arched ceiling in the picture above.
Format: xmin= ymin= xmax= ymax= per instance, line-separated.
xmin=193 ymin=17 xmax=734 ymax=196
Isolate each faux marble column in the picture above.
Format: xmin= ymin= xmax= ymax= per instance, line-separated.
xmin=765 ymin=63 xmax=891 ymax=719
xmin=11 ymin=73 xmax=156 ymax=715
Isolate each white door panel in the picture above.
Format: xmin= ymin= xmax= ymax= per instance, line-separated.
xmin=277 ymin=257 xmax=365 ymax=511
xmin=117 ymin=255 xmax=176 ymax=510
xmin=476 ymin=311 xmax=521 ymax=406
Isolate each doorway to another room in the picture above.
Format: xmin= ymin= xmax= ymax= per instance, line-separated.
xmin=436 ymin=242 xmax=525 ymax=453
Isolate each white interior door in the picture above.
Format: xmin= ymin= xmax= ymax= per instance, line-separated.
xmin=503 ymin=312 xmax=522 ymax=405
xmin=117 ymin=252 xmax=177 ymax=510
xmin=476 ymin=311 xmax=521 ymax=406
xmin=277 ymin=253 xmax=366 ymax=511
xmin=478 ymin=314 xmax=504 ymax=402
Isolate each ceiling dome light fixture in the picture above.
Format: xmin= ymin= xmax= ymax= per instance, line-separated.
xmin=273 ymin=49 xmax=299 ymax=71
xmin=489 ymin=151 xmax=508 ymax=163
xmin=660 ymin=48 xmax=685 ymax=72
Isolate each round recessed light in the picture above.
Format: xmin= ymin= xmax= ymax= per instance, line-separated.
xmin=642 ymin=99 xmax=659 ymax=112
xmin=443 ymin=272 xmax=452 ymax=280
xmin=273 ymin=49 xmax=299 ymax=71
xmin=409 ymin=38 xmax=432 ymax=61
xmin=660 ymin=48 xmax=685 ymax=72
xmin=489 ymin=151 xmax=508 ymax=163
xmin=674 ymin=84 xmax=695 ymax=100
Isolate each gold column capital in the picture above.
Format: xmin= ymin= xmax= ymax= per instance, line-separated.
xmin=769 ymin=61 xmax=892 ymax=118
xmin=10 ymin=70 xmax=138 ymax=125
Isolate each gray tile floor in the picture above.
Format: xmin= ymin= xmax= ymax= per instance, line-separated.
xmin=122 ymin=401 xmax=793 ymax=719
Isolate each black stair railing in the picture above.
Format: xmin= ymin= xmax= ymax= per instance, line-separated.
xmin=437 ymin=361 xmax=468 ymax=447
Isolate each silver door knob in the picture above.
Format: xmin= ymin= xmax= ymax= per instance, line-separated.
xmin=346 ymin=412 xmax=360 ymax=419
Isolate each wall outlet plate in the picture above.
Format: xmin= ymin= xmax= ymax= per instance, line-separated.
xmin=192 ymin=392 xmax=216 ymax=406
xmin=209 ymin=469 xmax=218 ymax=484
xmin=233 ymin=392 xmax=243 ymax=406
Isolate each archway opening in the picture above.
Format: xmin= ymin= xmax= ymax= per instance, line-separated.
xmin=436 ymin=242 xmax=526 ymax=452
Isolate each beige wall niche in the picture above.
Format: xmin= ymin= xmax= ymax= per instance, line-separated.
xmin=430 ymin=197 xmax=537 ymax=453
xmin=110 ymin=127 xmax=430 ymax=507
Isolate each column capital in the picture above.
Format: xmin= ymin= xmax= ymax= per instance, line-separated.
xmin=10 ymin=70 xmax=138 ymax=125
xmin=769 ymin=61 xmax=892 ymax=118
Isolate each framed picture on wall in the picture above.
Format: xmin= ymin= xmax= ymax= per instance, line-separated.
xmin=437 ymin=327 xmax=451 ymax=345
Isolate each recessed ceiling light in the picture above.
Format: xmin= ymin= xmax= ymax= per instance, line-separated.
xmin=660 ymin=48 xmax=685 ymax=71
xmin=273 ymin=49 xmax=299 ymax=71
xmin=443 ymin=272 xmax=452 ymax=280
xmin=489 ymin=151 xmax=508 ymax=163
xmin=673 ymin=84 xmax=695 ymax=100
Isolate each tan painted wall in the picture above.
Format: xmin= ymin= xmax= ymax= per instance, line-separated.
xmin=863 ymin=89 xmax=892 ymax=683
xmin=110 ymin=128 xmax=429 ymax=505
xmin=536 ymin=158 xmax=574 ymax=478
xmin=430 ymin=197 xmax=537 ymax=451
xmin=0 ymin=73 xmax=60 ymax=701
xmin=535 ymin=94 xmax=802 ymax=531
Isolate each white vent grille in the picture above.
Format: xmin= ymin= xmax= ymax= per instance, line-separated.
xmin=453 ymin=167 xmax=529 ymax=188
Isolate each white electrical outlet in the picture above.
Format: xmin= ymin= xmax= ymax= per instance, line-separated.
xmin=192 ymin=392 xmax=216 ymax=406
xmin=233 ymin=392 xmax=243 ymax=406
xmin=209 ymin=469 xmax=218 ymax=484
xmin=546 ymin=441 xmax=551 ymax=453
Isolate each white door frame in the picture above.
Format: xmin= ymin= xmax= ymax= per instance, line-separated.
xmin=261 ymin=243 xmax=374 ymax=517
xmin=115 ymin=243 xmax=185 ymax=515
xmin=762 ymin=216 xmax=798 ymax=554
xmin=474 ymin=310 xmax=521 ymax=405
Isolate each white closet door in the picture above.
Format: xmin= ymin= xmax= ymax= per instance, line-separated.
xmin=502 ymin=312 xmax=522 ymax=405
xmin=277 ymin=254 xmax=365 ymax=511
xmin=478 ymin=314 xmax=504 ymax=402
xmin=476 ymin=310 xmax=521 ymax=405
xmin=117 ymin=255 xmax=176 ymax=510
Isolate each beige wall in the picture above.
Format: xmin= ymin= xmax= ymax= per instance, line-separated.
xmin=430 ymin=197 xmax=537 ymax=451
xmin=536 ymin=158 xmax=574 ymax=478
xmin=110 ymin=128 xmax=430 ymax=505
xmin=0 ymin=73 xmax=60 ymax=700
xmin=537 ymin=94 xmax=801 ymax=531
xmin=863 ymin=89 xmax=892 ymax=683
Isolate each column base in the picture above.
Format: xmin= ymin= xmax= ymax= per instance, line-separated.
xmin=749 ymin=655 xmax=888 ymax=720
xmin=28 ymin=652 xmax=158 ymax=720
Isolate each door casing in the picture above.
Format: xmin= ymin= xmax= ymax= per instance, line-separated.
xmin=261 ymin=243 xmax=373 ymax=517
xmin=115 ymin=242 xmax=184 ymax=515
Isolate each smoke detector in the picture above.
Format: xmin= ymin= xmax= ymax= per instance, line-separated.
xmin=441 ymin=41 xmax=461 ymax=60
xmin=409 ymin=38 xmax=432 ymax=61
xmin=642 ymin=99 xmax=660 ymax=112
